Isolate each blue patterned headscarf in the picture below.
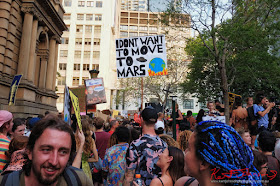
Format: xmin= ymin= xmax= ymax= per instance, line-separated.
xmin=195 ymin=121 xmax=262 ymax=186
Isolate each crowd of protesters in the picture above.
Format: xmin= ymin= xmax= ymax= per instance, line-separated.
xmin=0 ymin=92 xmax=280 ymax=185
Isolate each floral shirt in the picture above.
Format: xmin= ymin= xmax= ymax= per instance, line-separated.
xmin=102 ymin=143 xmax=129 ymax=186
xmin=126 ymin=134 xmax=167 ymax=186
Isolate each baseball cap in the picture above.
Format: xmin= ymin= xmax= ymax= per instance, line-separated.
xmin=141 ymin=106 xmax=158 ymax=123
xmin=0 ymin=110 xmax=13 ymax=127
xmin=28 ymin=117 xmax=41 ymax=130
xmin=155 ymin=120 xmax=165 ymax=130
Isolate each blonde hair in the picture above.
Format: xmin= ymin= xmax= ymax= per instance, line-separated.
xmin=159 ymin=134 xmax=180 ymax=148
xmin=178 ymin=130 xmax=193 ymax=151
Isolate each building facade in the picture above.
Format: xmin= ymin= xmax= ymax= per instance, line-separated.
xmin=0 ymin=0 xmax=66 ymax=117
xmin=56 ymin=0 xmax=119 ymax=112
xmin=115 ymin=10 xmax=204 ymax=114
xmin=120 ymin=0 xmax=148 ymax=11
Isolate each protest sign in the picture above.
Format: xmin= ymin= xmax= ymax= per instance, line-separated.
xmin=228 ymin=92 xmax=241 ymax=112
xmin=69 ymin=90 xmax=82 ymax=131
xmin=116 ymin=35 xmax=167 ymax=78
xmin=64 ymin=85 xmax=71 ymax=125
xmin=202 ymin=116 xmax=226 ymax=123
xmin=8 ymin=74 xmax=22 ymax=106
xmin=85 ymin=78 xmax=106 ymax=105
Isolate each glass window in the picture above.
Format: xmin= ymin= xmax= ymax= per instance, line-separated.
xmin=85 ymin=25 xmax=92 ymax=33
xmin=87 ymin=1 xmax=94 ymax=7
xmin=74 ymin=51 xmax=81 ymax=58
xmin=77 ymin=14 xmax=84 ymax=20
xmin=96 ymin=1 xmax=102 ymax=7
xmin=129 ymin=32 xmax=138 ymax=37
xmin=183 ymin=99 xmax=194 ymax=109
xmin=139 ymin=32 xmax=148 ymax=36
xmin=82 ymin=77 xmax=88 ymax=85
xmin=94 ymin=26 xmax=101 ymax=33
xmin=60 ymin=50 xmax=68 ymax=57
xmin=74 ymin=64 xmax=80 ymax=70
xmin=66 ymin=25 xmax=70 ymax=31
xmin=84 ymin=38 xmax=91 ymax=45
xmin=57 ymin=76 xmax=66 ymax=85
xmin=59 ymin=63 xmax=67 ymax=70
xmin=120 ymin=25 xmax=128 ymax=30
xmin=72 ymin=77 xmax=79 ymax=86
xmin=93 ymin=38 xmax=100 ymax=45
xmin=75 ymin=38 xmax=82 ymax=45
xmin=95 ymin=14 xmax=102 ymax=21
xmin=199 ymin=102 xmax=207 ymax=110
xmin=92 ymin=64 xmax=99 ymax=70
xmin=84 ymin=51 xmax=90 ymax=58
xmin=139 ymin=26 xmax=148 ymax=31
xmin=92 ymin=51 xmax=100 ymax=58
xmin=78 ymin=1 xmax=85 ymax=7
xmin=130 ymin=25 xmax=138 ymax=31
xmin=86 ymin=14 xmax=93 ymax=21
xmin=76 ymin=25 xmax=83 ymax=32
xmin=64 ymin=0 xmax=72 ymax=7
xmin=120 ymin=32 xmax=128 ymax=37
xmin=149 ymin=26 xmax=158 ymax=32
xmin=83 ymin=64 xmax=90 ymax=70
xmin=61 ymin=38 xmax=69 ymax=44
xmin=64 ymin=14 xmax=71 ymax=20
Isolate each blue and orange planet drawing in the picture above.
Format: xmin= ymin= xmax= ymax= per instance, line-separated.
xmin=148 ymin=58 xmax=168 ymax=76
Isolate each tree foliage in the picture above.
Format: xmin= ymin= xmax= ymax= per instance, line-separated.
xmin=179 ymin=0 xmax=280 ymax=121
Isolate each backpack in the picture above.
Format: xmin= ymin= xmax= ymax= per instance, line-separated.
xmin=1 ymin=166 xmax=82 ymax=186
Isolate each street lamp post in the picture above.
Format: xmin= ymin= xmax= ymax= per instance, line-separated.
xmin=170 ymin=95 xmax=177 ymax=140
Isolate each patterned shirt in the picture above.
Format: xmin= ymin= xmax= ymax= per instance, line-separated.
xmin=102 ymin=143 xmax=129 ymax=186
xmin=0 ymin=135 xmax=10 ymax=173
xmin=126 ymin=134 xmax=167 ymax=186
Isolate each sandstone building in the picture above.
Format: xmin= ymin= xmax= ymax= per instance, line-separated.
xmin=0 ymin=0 xmax=66 ymax=117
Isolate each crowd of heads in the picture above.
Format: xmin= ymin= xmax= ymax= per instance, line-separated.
xmin=1 ymin=99 xmax=280 ymax=186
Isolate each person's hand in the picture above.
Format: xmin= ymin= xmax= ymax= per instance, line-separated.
xmin=270 ymin=102 xmax=276 ymax=107
xmin=76 ymin=129 xmax=85 ymax=146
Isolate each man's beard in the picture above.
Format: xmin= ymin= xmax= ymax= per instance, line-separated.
xmin=32 ymin=164 xmax=62 ymax=185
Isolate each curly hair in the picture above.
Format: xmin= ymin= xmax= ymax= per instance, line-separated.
xmin=5 ymin=135 xmax=28 ymax=159
xmin=78 ymin=119 xmax=95 ymax=156
xmin=178 ymin=130 xmax=193 ymax=151
xmin=159 ymin=134 xmax=180 ymax=148
xmin=194 ymin=121 xmax=261 ymax=186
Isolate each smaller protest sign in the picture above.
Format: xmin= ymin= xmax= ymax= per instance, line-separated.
xmin=228 ymin=92 xmax=241 ymax=112
xmin=85 ymin=78 xmax=106 ymax=105
xmin=64 ymin=85 xmax=71 ymax=125
xmin=8 ymin=74 xmax=22 ymax=106
xmin=202 ymin=116 xmax=226 ymax=123
xmin=69 ymin=90 xmax=82 ymax=131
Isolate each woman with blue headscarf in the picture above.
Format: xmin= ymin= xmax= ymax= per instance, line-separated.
xmin=184 ymin=121 xmax=262 ymax=186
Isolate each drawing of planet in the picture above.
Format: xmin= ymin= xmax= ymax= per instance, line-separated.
xmin=149 ymin=58 xmax=166 ymax=73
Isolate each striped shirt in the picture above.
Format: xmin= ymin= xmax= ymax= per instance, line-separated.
xmin=0 ymin=135 xmax=11 ymax=173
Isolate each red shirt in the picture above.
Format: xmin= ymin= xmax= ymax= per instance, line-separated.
xmin=95 ymin=131 xmax=111 ymax=160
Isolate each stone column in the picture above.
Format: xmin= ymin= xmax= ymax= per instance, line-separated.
xmin=39 ymin=56 xmax=48 ymax=89
xmin=27 ymin=19 xmax=38 ymax=83
xmin=17 ymin=11 xmax=33 ymax=78
xmin=0 ymin=0 xmax=12 ymax=72
xmin=34 ymin=55 xmax=40 ymax=87
xmin=52 ymin=43 xmax=59 ymax=91
xmin=45 ymin=37 xmax=56 ymax=90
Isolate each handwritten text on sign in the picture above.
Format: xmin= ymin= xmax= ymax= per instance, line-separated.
xmin=116 ymin=35 xmax=167 ymax=78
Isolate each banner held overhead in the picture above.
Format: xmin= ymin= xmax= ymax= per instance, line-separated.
xmin=116 ymin=35 xmax=167 ymax=78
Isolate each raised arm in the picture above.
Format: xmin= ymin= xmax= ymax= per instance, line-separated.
xmin=72 ymin=130 xmax=85 ymax=168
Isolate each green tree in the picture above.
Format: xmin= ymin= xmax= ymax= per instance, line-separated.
xmin=179 ymin=0 xmax=280 ymax=122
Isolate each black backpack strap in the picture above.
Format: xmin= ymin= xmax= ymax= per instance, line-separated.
xmin=184 ymin=177 xmax=196 ymax=186
xmin=63 ymin=166 xmax=82 ymax=186
xmin=1 ymin=170 xmax=21 ymax=186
